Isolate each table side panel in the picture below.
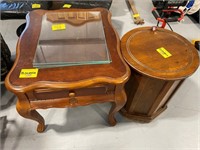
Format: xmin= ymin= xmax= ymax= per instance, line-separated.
xmin=124 ymin=70 xmax=171 ymax=114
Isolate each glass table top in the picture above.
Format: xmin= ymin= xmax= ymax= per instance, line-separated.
xmin=33 ymin=11 xmax=111 ymax=68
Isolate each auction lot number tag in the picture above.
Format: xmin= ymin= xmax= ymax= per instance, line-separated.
xmin=19 ymin=69 xmax=39 ymax=78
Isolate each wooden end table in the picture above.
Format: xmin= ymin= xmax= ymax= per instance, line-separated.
xmin=5 ymin=8 xmax=130 ymax=132
xmin=120 ymin=27 xmax=199 ymax=122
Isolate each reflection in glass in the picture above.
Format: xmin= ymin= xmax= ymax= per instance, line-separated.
xmin=33 ymin=11 xmax=111 ymax=68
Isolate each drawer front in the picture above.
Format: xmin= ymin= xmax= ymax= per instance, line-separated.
xmin=26 ymin=84 xmax=115 ymax=101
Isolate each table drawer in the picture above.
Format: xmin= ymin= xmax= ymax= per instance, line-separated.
xmin=26 ymin=84 xmax=115 ymax=101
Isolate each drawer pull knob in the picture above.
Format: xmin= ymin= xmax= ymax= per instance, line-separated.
xmin=69 ymin=92 xmax=75 ymax=97
xmin=69 ymin=92 xmax=77 ymax=104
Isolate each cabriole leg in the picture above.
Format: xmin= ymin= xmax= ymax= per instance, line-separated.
xmin=16 ymin=99 xmax=45 ymax=133
xmin=108 ymin=84 xmax=127 ymax=126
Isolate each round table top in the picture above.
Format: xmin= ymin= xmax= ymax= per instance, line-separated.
xmin=121 ymin=27 xmax=199 ymax=80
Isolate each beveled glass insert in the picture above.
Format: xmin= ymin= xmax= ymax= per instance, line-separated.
xmin=33 ymin=11 xmax=111 ymax=68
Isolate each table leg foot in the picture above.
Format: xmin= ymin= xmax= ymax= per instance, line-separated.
xmin=108 ymin=86 xmax=126 ymax=126
xmin=108 ymin=103 xmax=117 ymax=126
xmin=16 ymin=100 xmax=45 ymax=133
xmin=37 ymin=123 xmax=45 ymax=133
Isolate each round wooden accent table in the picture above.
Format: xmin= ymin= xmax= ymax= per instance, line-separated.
xmin=120 ymin=27 xmax=199 ymax=122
